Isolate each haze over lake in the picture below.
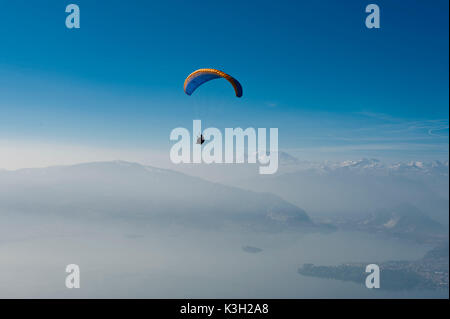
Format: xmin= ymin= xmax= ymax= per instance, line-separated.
xmin=0 ymin=214 xmax=444 ymax=298
xmin=0 ymin=161 xmax=447 ymax=298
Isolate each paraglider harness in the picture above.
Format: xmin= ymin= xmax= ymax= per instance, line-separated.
xmin=197 ymin=134 xmax=205 ymax=145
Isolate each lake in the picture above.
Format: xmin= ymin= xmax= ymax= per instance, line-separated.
xmin=0 ymin=214 xmax=447 ymax=298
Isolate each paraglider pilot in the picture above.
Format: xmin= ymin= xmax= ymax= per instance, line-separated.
xmin=197 ymin=134 xmax=205 ymax=145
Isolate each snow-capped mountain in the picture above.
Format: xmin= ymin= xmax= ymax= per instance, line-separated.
xmin=389 ymin=160 xmax=449 ymax=175
xmin=274 ymin=155 xmax=449 ymax=177
xmin=234 ymin=156 xmax=449 ymax=225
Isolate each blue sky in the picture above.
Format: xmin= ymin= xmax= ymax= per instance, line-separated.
xmin=0 ymin=0 xmax=448 ymax=166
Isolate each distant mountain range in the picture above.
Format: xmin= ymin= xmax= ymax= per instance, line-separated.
xmin=0 ymin=158 xmax=447 ymax=235
xmin=0 ymin=161 xmax=318 ymax=231
xmin=279 ymin=156 xmax=449 ymax=176
xmin=235 ymin=156 xmax=449 ymax=225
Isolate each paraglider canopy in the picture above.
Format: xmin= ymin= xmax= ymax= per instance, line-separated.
xmin=184 ymin=68 xmax=243 ymax=97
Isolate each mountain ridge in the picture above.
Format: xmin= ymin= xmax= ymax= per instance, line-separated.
xmin=0 ymin=160 xmax=317 ymax=231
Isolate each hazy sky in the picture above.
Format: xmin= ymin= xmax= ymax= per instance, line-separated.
xmin=0 ymin=0 xmax=448 ymax=168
